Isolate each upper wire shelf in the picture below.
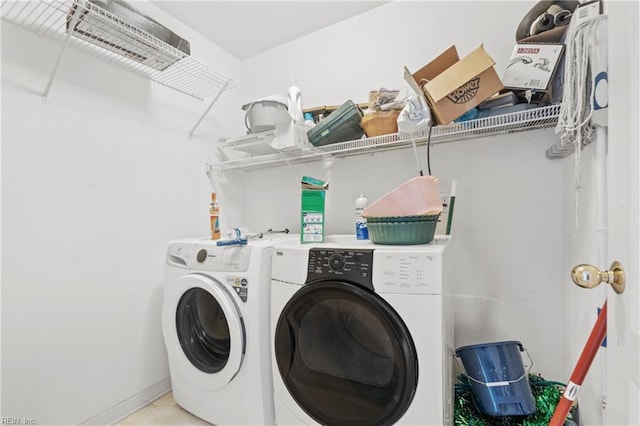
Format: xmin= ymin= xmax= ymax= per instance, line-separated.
xmin=1 ymin=0 xmax=242 ymax=100
xmin=209 ymin=104 xmax=562 ymax=171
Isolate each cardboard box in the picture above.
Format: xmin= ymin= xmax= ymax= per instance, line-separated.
xmin=409 ymin=45 xmax=504 ymax=125
xmin=502 ymin=43 xmax=565 ymax=92
xmin=301 ymin=176 xmax=328 ymax=243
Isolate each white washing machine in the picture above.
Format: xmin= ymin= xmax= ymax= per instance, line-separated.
xmin=271 ymin=235 xmax=454 ymax=426
xmin=162 ymin=235 xmax=295 ymax=425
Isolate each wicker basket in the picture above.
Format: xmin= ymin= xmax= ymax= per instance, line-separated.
xmin=361 ymin=110 xmax=401 ymax=137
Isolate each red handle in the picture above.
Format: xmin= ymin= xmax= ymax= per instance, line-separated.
xmin=549 ymin=300 xmax=607 ymax=425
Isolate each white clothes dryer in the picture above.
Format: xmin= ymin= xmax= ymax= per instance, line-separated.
xmin=162 ymin=235 xmax=294 ymax=425
xmin=271 ymin=235 xmax=454 ymax=426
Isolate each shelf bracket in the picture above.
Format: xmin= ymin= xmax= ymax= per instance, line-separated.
xmin=42 ymin=4 xmax=81 ymax=103
xmin=189 ymin=80 xmax=231 ymax=138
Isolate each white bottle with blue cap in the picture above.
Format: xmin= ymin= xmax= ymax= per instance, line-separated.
xmin=355 ymin=193 xmax=369 ymax=240
xmin=304 ymin=112 xmax=315 ymax=127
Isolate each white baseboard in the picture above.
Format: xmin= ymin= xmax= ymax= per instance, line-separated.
xmin=80 ymin=377 xmax=171 ymax=425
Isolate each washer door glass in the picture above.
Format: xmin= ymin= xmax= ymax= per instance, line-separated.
xmin=275 ymin=281 xmax=418 ymax=426
xmin=176 ymin=287 xmax=233 ymax=374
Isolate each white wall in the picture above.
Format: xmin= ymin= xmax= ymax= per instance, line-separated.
xmin=1 ymin=2 xmax=244 ymax=422
xmin=222 ymin=1 xmax=567 ymax=383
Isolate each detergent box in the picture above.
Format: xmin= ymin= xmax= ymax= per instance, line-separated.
xmin=301 ymin=176 xmax=328 ymax=243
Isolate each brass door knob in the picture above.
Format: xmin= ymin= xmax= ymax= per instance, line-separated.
xmin=571 ymin=261 xmax=625 ymax=294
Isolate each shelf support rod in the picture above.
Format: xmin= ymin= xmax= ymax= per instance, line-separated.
xmin=42 ymin=2 xmax=82 ymax=102
xmin=189 ymin=80 xmax=231 ymax=138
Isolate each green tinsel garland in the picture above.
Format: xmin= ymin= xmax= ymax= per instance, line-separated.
xmin=454 ymin=373 xmax=577 ymax=426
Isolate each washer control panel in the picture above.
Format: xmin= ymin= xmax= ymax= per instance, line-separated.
xmin=307 ymin=249 xmax=374 ymax=289
xmin=192 ymin=245 xmax=252 ymax=272
xmin=166 ymin=243 xmax=195 ymax=268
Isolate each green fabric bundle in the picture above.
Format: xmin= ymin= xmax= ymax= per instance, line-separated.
xmin=454 ymin=374 xmax=578 ymax=426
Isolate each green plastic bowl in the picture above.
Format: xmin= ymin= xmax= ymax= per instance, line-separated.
xmin=366 ymin=214 xmax=440 ymax=245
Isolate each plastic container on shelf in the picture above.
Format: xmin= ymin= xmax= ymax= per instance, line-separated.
xmin=307 ymin=100 xmax=364 ymax=147
xmin=242 ymin=95 xmax=291 ymax=133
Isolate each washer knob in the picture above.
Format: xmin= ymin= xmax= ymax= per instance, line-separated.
xmin=196 ymin=249 xmax=207 ymax=263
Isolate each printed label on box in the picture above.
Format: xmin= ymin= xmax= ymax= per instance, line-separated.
xmin=303 ymin=212 xmax=323 ymax=223
xmin=302 ymin=233 xmax=324 ymax=242
xmin=446 ymin=76 xmax=480 ymax=104
xmin=302 ymin=217 xmax=324 ymax=242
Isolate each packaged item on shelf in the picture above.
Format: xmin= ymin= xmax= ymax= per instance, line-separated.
xmin=502 ymin=43 xmax=565 ymax=92
xmin=406 ymin=45 xmax=504 ymax=125
xmin=307 ymin=100 xmax=364 ymax=147
xmin=477 ymin=91 xmax=518 ymax=110
xmin=301 ymin=176 xmax=329 ymax=243
xmin=361 ymin=110 xmax=401 ymax=137
xmin=397 ymin=94 xmax=432 ymax=134
xmin=368 ymin=88 xmax=401 ymax=111
xmin=476 ymin=103 xmax=538 ymax=119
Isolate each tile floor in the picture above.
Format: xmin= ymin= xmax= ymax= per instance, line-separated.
xmin=116 ymin=392 xmax=211 ymax=425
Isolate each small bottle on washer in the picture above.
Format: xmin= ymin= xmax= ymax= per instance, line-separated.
xmin=355 ymin=193 xmax=369 ymax=240
xmin=209 ymin=192 xmax=220 ymax=240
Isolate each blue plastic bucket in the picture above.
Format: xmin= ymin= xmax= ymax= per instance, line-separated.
xmin=455 ymin=341 xmax=537 ymax=416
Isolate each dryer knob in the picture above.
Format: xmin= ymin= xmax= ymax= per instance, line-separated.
xmin=196 ymin=249 xmax=207 ymax=263
xmin=329 ymin=253 xmax=346 ymax=272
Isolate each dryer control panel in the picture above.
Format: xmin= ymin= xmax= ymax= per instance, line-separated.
xmin=307 ymin=249 xmax=374 ymax=289
xmin=372 ymin=251 xmax=443 ymax=294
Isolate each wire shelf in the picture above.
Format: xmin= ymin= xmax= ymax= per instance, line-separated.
xmin=1 ymin=0 xmax=242 ymax=100
xmin=210 ymin=104 xmax=562 ymax=171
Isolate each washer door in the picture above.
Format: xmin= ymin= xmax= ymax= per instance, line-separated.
xmin=169 ymin=274 xmax=244 ymax=390
xmin=274 ymin=280 xmax=418 ymax=426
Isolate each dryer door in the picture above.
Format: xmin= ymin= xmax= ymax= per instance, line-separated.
xmin=170 ymin=273 xmax=244 ymax=390
xmin=274 ymin=280 xmax=417 ymax=426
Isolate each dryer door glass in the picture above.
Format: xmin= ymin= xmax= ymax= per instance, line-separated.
xmin=176 ymin=287 xmax=231 ymax=373
xmin=274 ymin=281 xmax=418 ymax=426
